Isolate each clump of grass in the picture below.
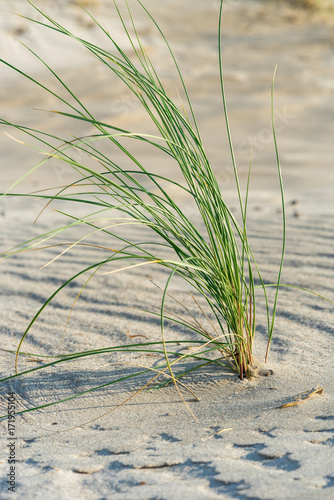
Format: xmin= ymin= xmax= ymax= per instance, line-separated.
xmin=0 ymin=0 xmax=287 ymax=418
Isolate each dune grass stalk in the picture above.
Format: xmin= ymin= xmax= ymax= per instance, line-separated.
xmin=0 ymin=0 xmax=288 ymax=418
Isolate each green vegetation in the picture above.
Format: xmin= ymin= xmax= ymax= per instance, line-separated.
xmin=0 ymin=0 xmax=288 ymax=418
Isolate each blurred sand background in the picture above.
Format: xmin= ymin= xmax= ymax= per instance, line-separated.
xmin=0 ymin=1 xmax=334 ymax=499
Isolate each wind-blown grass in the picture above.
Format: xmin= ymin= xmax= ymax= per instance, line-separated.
xmin=0 ymin=0 xmax=288 ymax=419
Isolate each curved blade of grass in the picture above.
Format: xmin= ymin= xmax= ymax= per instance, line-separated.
xmin=265 ymin=66 xmax=286 ymax=362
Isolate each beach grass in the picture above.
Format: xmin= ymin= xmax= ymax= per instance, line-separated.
xmin=0 ymin=0 xmax=287 ymax=418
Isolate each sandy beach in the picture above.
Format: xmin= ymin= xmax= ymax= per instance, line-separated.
xmin=1 ymin=1 xmax=334 ymax=499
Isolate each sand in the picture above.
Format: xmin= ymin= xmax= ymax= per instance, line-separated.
xmin=0 ymin=1 xmax=334 ymax=499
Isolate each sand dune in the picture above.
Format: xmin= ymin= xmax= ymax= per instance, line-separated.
xmin=1 ymin=1 xmax=334 ymax=499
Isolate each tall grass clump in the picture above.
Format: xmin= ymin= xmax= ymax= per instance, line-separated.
xmin=0 ymin=0 xmax=288 ymax=417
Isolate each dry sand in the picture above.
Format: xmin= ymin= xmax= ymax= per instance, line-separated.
xmin=0 ymin=1 xmax=334 ymax=499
